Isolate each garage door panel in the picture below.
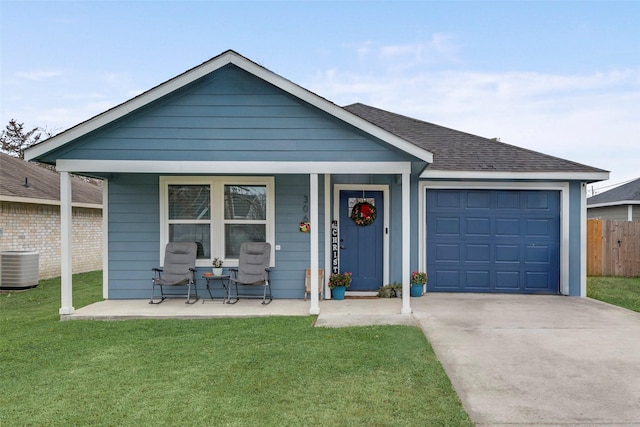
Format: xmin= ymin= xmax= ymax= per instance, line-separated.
xmin=465 ymin=270 xmax=491 ymax=289
xmin=497 ymin=191 xmax=520 ymax=209
xmin=526 ymin=192 xmax=550 ymax=209
xmin=526 ymin=219 xmax=553 ymax=236
xmin=466 ymin=217 xmax=490 ymax=235
xmin=427 ymin=189 xmax=560 ymax=294
xmin=525 ymin=245 xmax=552 ymax=264
xmin=467 ymin=191 xmax=490 ymax=208
xmin=434 ymin=270 xmax=460 ymax=289
xmin=496 ymin=245 xmax=520 ymax=262
xmin=525 ymin=272 xmax=551 ymax=290
xmin=436 ymin=217 xmax=460 ymax=235
xmin=437 ymin=191 xmax=461 ymax=208
xmin=465 ymin=244 xmax=490 ymax=262
xmin=435 ymin=244 xmax=460 ymax=262
xmin=495 ymin=271 xmax=520 ymax=289
xmin=496 ymin=218 xmax=520 ymax=236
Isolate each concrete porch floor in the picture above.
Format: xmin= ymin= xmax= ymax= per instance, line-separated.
xmin=63 ymin=297 xmax=417 ymax=326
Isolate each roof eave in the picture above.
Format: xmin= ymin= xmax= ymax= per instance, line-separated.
xmin=421 ymin=170 xmax=610 ymax=182
xmin=587 ymin=200 xmax=640 ymax=208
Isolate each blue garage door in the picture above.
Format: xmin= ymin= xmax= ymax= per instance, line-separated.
xmin=426 ymin=189 xmax=560 ymax=294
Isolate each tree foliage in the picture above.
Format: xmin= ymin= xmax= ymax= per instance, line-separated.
xmin=0 ymin=119 xmax=49 ymax=159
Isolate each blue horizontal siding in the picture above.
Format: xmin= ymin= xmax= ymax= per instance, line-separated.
xmin=54 ymin=64 xmax=412 ymax=163
xmin=107 ymin=173 xmax=327 ymax=299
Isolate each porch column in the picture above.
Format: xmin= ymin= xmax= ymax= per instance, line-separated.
xmin=309 ymin=173 xmax=320 ymax=315
xmin=401 ymin=172 xmax=411 ymax=314
xmin=60 ymin=171 xmax=74 ymax=315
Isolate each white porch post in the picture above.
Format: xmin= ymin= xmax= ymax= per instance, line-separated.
xmin=309 ymin=173 xmax=320 ymax=315
xmin=323 ymin=174 xmax=331 ymax=299
xmin=102 ymin=180 xmax=109 ymax=299
xmin=59 ymin=171 xmax=74 ymax=315
xmin=580 ymin=182 xmax=587 ymax=297
xmin=401 ymin=172 xmax=412 ymax=314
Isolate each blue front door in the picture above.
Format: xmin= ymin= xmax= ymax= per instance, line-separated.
xmin=339 ymin=190 xmax=384 ymax=291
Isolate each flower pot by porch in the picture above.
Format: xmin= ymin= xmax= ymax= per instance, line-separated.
xmin=410 ymin=284 xmax=423 ymax=297
xmin=332 ymin=285 xmax=346 ymax=300
xmin=212 ymin=267 xmax=223 ymax=276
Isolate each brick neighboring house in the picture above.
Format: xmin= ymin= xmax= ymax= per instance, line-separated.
xmin=0 ymin=152 xmax=103 ymax=279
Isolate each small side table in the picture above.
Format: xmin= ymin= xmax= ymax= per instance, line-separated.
xmin=202 ymin=274 xmax=231 ymax=303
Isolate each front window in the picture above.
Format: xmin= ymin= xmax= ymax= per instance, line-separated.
xmin=224 ymin=185 xmax=267 ymax=258
xmin=160 ymin=177 xmax=274 ymax=267
xmin=168 ymin=185 xmax=211 ymax=259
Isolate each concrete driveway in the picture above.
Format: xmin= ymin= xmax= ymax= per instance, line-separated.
xmin=411 ymin=294 xmax=640 ymax=426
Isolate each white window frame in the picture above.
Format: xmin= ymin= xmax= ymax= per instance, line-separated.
xmin=160 ymin=176 xmax=275 ymax=267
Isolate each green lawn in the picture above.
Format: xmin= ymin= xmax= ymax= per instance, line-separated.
xmin=0 ymin=272 xmax=471 ymax=427
xmin=587 ymin=276 xmax=640 ymax=313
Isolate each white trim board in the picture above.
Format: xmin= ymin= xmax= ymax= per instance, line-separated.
xmin=419 ymin=181 xmax=571 ymax=296
xmin=422 ymin=170 xmax=609 ymax=182
xmin=587 ymin=200 xmax=640 ymax=208
xmin=56 ymin=159 xmax=412 ymax=175
xmin=333 ymin=184 xmax=390 ymax=295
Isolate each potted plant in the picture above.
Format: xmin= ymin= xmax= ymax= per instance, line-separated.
xmin=377 ymin=282 xmax=402 ymax=298
xmin=410 ymin=271 xmax=427 ymax=297
xmin=328 ymin=271 xmax=352 ymax=300
xmin=212 ymin=258 xmax=223 ymax=276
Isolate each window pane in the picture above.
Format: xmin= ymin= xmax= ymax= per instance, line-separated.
xmin=169 ymin=185 xmax=210 ymax=220
xmin=169 ymin=224 xmax=211 ymax=259
xmin=225 ymin=224 xmax=266 ymax=258
xmin=224 ymin=185 xmax=266 ymax=220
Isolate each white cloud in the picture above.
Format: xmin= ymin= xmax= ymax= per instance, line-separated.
xmin=15 ymin=70 xmax=64 ymax=81
xmin=344 ymin=36 xmax=462 ymax=72
xmin=305 ymin=64 xmax=640 ymax=188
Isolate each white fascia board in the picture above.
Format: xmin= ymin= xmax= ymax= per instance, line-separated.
xmin=56 ymin=159 xmax=412 ymax=175
xmin=26 ymin=51 xmax=434 ymax=164
xmin=0 ymin=195 xmax=101 ymax=209
xmin=421 ymin=180 xmax=570 ymax=191
xmin=587 ymin=200 xmax=640 ymax=208
xmin=421 ymin=169 xmax=610 ymax=182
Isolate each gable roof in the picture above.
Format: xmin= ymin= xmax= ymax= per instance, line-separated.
xmin=25 ymin=50 xmax=432 ymax=164
xmin=0 ymin=152 xmax=102 ymax=207
xmin=344 ymin=103 xmax=608 ymax=181
xmin=587 ymin=177 xmax=640 ymax=207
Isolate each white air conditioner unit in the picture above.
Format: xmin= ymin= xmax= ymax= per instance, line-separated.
xmin=0 ymin=251 xmax=39 ymax=290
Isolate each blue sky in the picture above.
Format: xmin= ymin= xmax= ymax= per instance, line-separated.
xmin=1 ymin=0 xmax=638 ymax=193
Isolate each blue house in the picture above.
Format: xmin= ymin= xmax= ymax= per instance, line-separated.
xmin=25 ymin=50 xmax=608 ymax=316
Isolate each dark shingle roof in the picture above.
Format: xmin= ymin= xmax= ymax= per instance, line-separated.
xmin=343 ymin=103 xmax=606 ymax=173
xmin=0 ymin=152 xmax=102 ymax=205
xmin=587 ymin=178 xmax=640 ymax=205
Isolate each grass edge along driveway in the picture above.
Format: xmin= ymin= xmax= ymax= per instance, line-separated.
xmin=0 ymin=271 xmax=471 ymax=427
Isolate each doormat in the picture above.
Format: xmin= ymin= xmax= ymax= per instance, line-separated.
xmin=345 ymin=295 xmax=379 ymax=300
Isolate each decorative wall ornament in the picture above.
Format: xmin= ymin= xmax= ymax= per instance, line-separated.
xmin=299 ymin=195 xmax=310 ymax=232
xmin=350 ymin=200 xmax=377 ymax=226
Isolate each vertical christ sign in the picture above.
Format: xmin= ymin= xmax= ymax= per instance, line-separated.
xmin=331 ymin=220 xmax=339 ymax=275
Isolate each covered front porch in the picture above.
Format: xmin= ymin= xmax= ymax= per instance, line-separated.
xmin=61 ymin=297 xmax=417 ymax=327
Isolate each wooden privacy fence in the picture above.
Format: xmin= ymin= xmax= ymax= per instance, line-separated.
xmin=587 ymin=219 xmax=640 ymax=277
